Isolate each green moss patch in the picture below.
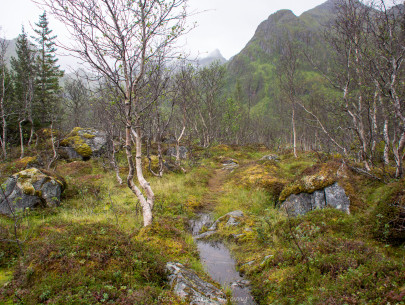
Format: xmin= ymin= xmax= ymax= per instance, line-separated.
xmin=0 ymin=221 xmax=176 ymax=305
xmin=279 ymin=162 xmax=341 ymax=202
xmin=60 ymin=128 xmax=94 ymax=158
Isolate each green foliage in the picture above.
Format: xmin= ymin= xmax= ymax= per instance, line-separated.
xmin=0 ymin=221 xmax=168 ymax=304
xmin=33 ymin=11 xmax=64 ymax=125
xmin=371 ymin=179 xmax=405 ymax=245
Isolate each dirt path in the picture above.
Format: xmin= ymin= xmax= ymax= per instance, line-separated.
xmin=202 ymin=168 xmax=228 ymax=210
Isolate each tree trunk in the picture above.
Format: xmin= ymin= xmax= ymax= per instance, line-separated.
xmin=125 ymin=106 xmax=154 ymax=226
xmin=19 ymin=120 xmax=24 ymax=159
xmin=292 ymin=106 xmax=297 ymax=158
xmin=111 ymin=140 xmax=123 ymax=185
xmin=0 ymin=67 xmax=6 ymax=159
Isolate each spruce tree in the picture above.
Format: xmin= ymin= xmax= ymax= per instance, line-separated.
xmin=11 ymin=27 xmax=36 ymax=154
xmin=33 ymin=12 xmax=64 ymax=126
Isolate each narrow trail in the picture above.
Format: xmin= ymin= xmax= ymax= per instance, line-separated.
xmin=192 ymin=167 xmax=257 ymax=305
xmin=201 ymin=168 xmax=228 ymax=210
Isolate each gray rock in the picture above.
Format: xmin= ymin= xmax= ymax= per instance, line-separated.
xmin=76 ymin=129 xmax=107 ymax=156
xmin=61 ymin=128 xmax=107 ymax=160
xmin=166 ymin=146 xmax=189 ymax=159
xmin=60 ymin=147 xmax=82 ymax=160
xmin=282 ymin=193 xmax=313 ymax=216
xmin=166 ymin=262 xmax=227 ymax=305
xmin=231 ymin=279 xmax=251 ymax=288
xmin=0 ymin=168 xmax=66 ymax=216
xmin=324 ymin=183 xmax=350 ymax=214
xmin=281 ymin=183 xmax=350 ymax=216
xmin=227 ymin=210 xmax=244 ymax=218
xmin=230 ymin=233 xmax=245 ymax=239
xmin=195 ymin=231 xmax=217 ymax=240
xmin=209 ymin=211 xmax=244 ymax=231
xmin=260 ymin=154 xmax=280 ymax=162
xmin=221 ymin=159 xmax=239 ymax=171
xmin=260 ymin=255 xmax=274 ymax=266
xmin=226 ymin=216 xmax=240 ymax=227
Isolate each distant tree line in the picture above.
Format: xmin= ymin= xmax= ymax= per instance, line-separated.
xmin=0 ymin=12 xmax=63 ymax=159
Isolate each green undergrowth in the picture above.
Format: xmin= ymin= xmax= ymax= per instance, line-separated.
xmin=0 ymin=147 xmax=404 ymax=304
xmin=0 ymin=155 xmax=213 ymax=304
xmin=206 ymin=151 xmax=405 ymax=305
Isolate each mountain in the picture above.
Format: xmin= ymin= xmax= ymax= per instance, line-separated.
xmin=0 ymin=38 xmax=17 ymax=66
xmin=198 ymin=49 xmax=227 ymax=67
xmin=225 ymin=0 xmax=339 ymax=118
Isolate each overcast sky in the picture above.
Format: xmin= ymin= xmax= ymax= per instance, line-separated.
xmin=0 ymin=0 xmax=396 ymax=70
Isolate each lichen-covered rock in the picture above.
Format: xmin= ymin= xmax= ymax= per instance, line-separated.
xmin=208 ymin=211 xmax=244 ymax=231
xmin=0 ymin=168 xmax=66 ymax=216
xmin=281 ymin=182 xmax=350 ymax=216
xmin=260 ymin=154 xmax=280 ymax=162
xmin=166 ymin=146 xmax=189 ymax=159
xmin=166 ymin=262 xmax=227 ymax=305
xmin=279 ymin=162 xmax=341 ymax=202
xmin=222 ymin=159 xmax=239 ymax=171
xmin=60 ymin=127 xmax=107 ymax=160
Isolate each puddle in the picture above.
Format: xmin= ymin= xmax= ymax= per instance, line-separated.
xmin=190 ymin=214 xmax=256 ymax=305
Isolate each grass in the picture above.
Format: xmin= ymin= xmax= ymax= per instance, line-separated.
xmin=0 ymin=152 xmax=212 ymax=304
xmin=204 ymin=151 xmax=405 ymax=305
xmin=0 ymin=146 xmax=404 ymax=304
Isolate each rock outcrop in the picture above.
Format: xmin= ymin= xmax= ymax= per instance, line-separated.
xmin=0 ymin=168 xmax=66 ymax=216
xmin=222 ymin=159 xmax=239 ymax=171
xmin=260 ymin=154 xmax=280 ymax=162
xmin=281 ymin=182 xmax=350 ymax=216
xmin=60 ymin=127 xmax=107 ymax=160
xmin=166 ymin=262 xmax=227 ymax=305
xmin=166 ymin=146 xmax=189 ymax=159
xmin=195 ymin=211 xmax=245 ymax=239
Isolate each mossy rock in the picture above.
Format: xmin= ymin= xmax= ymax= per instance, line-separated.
xmin=60 ymin=127 xmax=107 ymax=160
xmin=0 ymin=168 xmax=66 ymax=216
xmin=279 ymin=162 xmax=340 ymax=202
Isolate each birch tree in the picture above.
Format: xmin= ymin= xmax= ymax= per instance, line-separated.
xmin=38 ymin=0 xmax=188 ymax=226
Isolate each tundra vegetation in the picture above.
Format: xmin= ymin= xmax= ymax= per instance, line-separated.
xmin=0 ymin=0 xmax=404 ymax=304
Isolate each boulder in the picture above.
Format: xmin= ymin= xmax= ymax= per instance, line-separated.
xmin=166 ymin=146 xmax=189 ymax=159
xmin=222 ymin=159 xmax=239 ymax=171
xmin=260 ymin=154 xmax=280 ymax=162
xmin=0 ymin=168 xmax=66 ymax=216
xmin=60 ymin=127 xmax=107 ymax=160
xmin=166 ymin=262 xmax=227 ymax=305
xmin=209 ymin=211 xmax=244 ymax=231
xmin=281 ymin=182 xmax=350 ymax=216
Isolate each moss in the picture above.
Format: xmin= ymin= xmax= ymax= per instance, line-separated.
xmin=0 ymin=221 xmax=173 ymax=305
xmin=82 ymin=133 xmax=95 ymax=139
xmin=15 ymin=156 xmax=37 ymax=169
xmin=371 ymin=179 xmax=405 ymax=245
xmin=0 ymin=269 xmax=13 ymax=286
xmin=60 ymin=128 xmax=94 ymax=158
xmin=279 ymin=162 xmax=339 ymax=202
xmin=13 ymin=168 xmax=66 ymax=198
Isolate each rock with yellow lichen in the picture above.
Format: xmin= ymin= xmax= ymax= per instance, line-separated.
xmin=280 ymin=163 xmax=350 ymax=216
xmin=60 ymin=127 xmax=107 ymax=160
xmin=0 ymin=168 xmax=66 ymax=216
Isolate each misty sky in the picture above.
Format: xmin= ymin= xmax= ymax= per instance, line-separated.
xmin=0 ymin=0 xmax=397 ymax=70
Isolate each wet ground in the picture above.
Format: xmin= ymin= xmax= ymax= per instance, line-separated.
xmin=190 ymin=214 xmax=256 ymax=305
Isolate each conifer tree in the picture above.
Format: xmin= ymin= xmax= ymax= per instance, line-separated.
xmin=33 ymin=12 xmax=64 ymax=126
xmin=11 ymin=27 xmax=36 ymax=157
